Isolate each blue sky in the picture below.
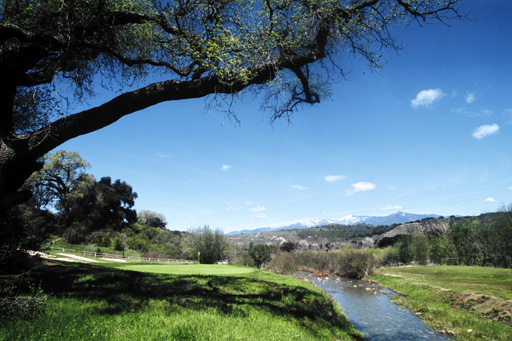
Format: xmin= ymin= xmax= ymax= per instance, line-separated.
xmin=60 ymin=1 xmax=512 ymax=233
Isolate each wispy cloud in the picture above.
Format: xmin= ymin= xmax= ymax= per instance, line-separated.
xmin=254 ymin=213 xmax=268 ymax=219
xmin=452 ymin=107 xmax=493 ymax=117
xmin=291 ymin=185 xmax=308 ymax=190
xmin=466 ymin=92 xmax=476 ymax=104
xmin=503 ymin=109 xmax=512 ymax=125
xmin=324 ymin=175 xmax=346 ymax=182
xmin=411 ymin=88 xmax=445 ymax=109
xmin=484 ymin=197 xmax=498 ymax=203
xmin=347 ymin=182 xmax=376 ymax=196
xmin=250 ymin=206 xmax=267 ymax=213
xmin=225 ymin=206 xmax=237 ymax=211
xmin=221 ymin=164 xmax=231 ymax=171
xmin=156 ymin=152 xmax=170 ymax=158
xmin=381 ymin=205 xmax=403 ymax=211
xmin=473 ymin=124 xmax=499 ymax=139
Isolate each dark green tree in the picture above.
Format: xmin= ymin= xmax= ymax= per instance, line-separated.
xmin=280 ymin=241 xmax=297 ymax=253
xmin=412 ymin=233 xmax=429 ymax=265
xmin=449 ymin=219 xmax=480 ymax=266
xmin=398 ymin=235 xmax=414 ymax=265
xmin=0 ymin=0 xmax=464 ymax=211
xmin=428 ymin=234 xmax=450 ymax=265
xmin=491 ymin=206 xmax=512 ymax=268
xmin=249 ymin=244 xmax=272 ymax=269
xmin=61 ymin=175 xmax=138 ymax=233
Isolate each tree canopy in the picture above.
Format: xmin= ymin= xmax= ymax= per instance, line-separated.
xmin=26 ymin=150 xmax=89 ymax=209
xmin=0 ymin=0 xmax=464 ymax=209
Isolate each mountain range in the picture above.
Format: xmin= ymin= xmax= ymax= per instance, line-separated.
xmin=226 ymin=212 xmax=441 ymax=236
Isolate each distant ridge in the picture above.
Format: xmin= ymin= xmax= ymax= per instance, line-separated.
xmin=227 ymin=212 xmax=441 ymax=235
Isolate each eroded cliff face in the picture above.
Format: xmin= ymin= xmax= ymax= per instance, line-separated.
xmin=373 ymin=218 xmax=451 ymax=247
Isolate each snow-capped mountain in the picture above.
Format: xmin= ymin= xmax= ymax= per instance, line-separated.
xmin=226 ymin=212 xmax=440 ymax=235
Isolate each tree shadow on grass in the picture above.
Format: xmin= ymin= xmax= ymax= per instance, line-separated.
xmin=30 ymin=261 xmax=362 ymax=339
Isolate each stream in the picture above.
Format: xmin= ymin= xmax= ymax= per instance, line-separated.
xmin=300 ymin=273 xmax=447 ymax=340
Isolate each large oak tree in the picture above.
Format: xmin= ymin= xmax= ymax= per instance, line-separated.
xmin=0 ymin=0 xmax=463 ymax=210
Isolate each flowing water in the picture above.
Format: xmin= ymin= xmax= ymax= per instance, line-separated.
xmin=300 ymin=273 xmax=447 ymax=340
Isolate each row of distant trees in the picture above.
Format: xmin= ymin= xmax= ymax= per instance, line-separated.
xmin=381 ymin=211 xmax=512 ymax=268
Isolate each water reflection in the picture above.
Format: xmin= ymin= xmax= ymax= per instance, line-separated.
xmin=300 ymin=273 xmax=447 ymax=340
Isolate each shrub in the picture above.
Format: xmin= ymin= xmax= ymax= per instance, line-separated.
xmin=271 ymin=253 xmax=297 ymax=274
xmin=0 ymin=276 xmax=47 ymax=323
xmin=64 ymin=223 xmax=88 ymax=244
xmin=112 ymin=236 xmax=125 ymax=251
xmin=339 ymin=249 xmax=378 ymax=279
xmin=381 ymin=247 xmax=400 ymax=267
xmin=89 ymin=231 xmax=111 ymax=247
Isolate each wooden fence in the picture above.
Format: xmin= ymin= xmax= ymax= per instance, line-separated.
xmin=47 ymin=246 xmax=196 ymax=264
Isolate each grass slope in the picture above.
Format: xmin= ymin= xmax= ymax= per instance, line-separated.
xmin=371 ymin=265 xmax=512 ymax=340
xmin=1 ymin=261 xmax=362 ymax=340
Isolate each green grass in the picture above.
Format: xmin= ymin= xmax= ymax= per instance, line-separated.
xmin=370 ymin=265 xmax=512 ymax=340
xmin=107 ymin=263 xmax=258 ymax=276
xmin=1 ymin=261 xmax=362 ymax=340
xmin=381 ymin=265 xmax=512 ymax=300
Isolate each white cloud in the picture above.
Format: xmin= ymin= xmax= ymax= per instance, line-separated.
xmin=250 ymin=206 xmax=267 ymax=213
xmin=347 ymin=182 xmax=376 ymax=196
xmin=225 ymin=206 xmax=236 ymax=211
xmin=509 ymin=186 xmax=512 ymax=191
xmin=466 ymin=93 xmax=476 ymax=104
xmin=473 ymin=124 xmax=499 ymax=139
xmin=324 ymin=175 xmax=346 ymax=182
xmin=255 ymin=213 xmax=268 ymax=219
xmin=381 ymin=205 xmax=403 ymax=211
xmin=484 ymin=197 xmax=498 ymax=203
xmin=221 ymin=164 xmax=231 ymax=171
xmin=291 ymin=185 xmax=308 ymax=190
xmin=411 ymin=88 xmax=445 ymax=109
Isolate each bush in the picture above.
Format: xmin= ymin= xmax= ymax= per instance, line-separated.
xmin=89 ymin=231 xmax=111 ymax=247
xmin=112 ymin=236 xmax=125 ymax=251
xmin=0 ymin=271 xmax=47 ymax=324
xmin=271 ymin=253 xmax=297 ymax=274
xmin=339 ymin=249 xmax=378 ymax=279
xmin=64 ymin=223 xmax=88 ymax=244
xmin=381 ymin=247 xmax=400 ymax=267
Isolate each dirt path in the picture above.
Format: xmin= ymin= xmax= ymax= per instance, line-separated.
xmin=56 ymin=253 xmax=99 ymax=263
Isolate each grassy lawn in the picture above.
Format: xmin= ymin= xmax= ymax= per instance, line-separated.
xmin=380 ymin=265 xmax=512 ymax=300
xmin=1 ymin=261 xmax=362 ymax=340
xmin=107 ymin=263 xmax=258 ymax=276
xmin=371 ymin=265 xmax=512 ymax=340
